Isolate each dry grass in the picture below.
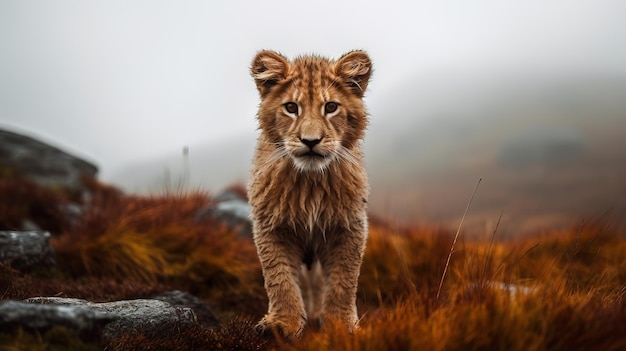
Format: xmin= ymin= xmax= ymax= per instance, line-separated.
xmin=1 ymin=176 xmax=625 ymax=350
xmin=0 ymin=167 xmax=76 ymax=233
xmin=50 ymin=180 xmax=265 ymax=317
xmin=289 ymin=218 xmax=626 ymax=351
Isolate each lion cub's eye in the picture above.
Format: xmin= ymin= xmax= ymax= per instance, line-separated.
xmin=324 ymin=102 xmax=339 ymax=115
xmin=283 ymin=102 xmax=299 ymax=115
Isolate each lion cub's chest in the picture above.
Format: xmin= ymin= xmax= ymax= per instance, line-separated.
xmin=277 ymin=173 xmax=348 ymax=232
xmin=249 ymin=161 xmax=367 ymax=235
xmin=284 ymin=178 xmax=338 ymax=232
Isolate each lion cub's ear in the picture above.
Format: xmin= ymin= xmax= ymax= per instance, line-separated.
xmin=335 ymin=50 xmax=372 ymax=98
xmin=251 ymin=50 xmax=289 ymax=98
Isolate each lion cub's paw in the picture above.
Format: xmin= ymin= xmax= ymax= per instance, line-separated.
xmin=319 ymin=312 xmax=360 ymax=334
xmin=255 ymin=314 xmax=306 ymax=339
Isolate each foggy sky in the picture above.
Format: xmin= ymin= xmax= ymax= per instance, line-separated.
xmin=1 ymin=1 xmax=626 ymax=180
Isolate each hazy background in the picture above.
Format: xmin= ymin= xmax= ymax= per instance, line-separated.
xmin=2 ymin=1 xmax=625 ymax=235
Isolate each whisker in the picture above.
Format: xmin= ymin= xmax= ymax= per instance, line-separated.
xmin=257 ymin=140 xmax=285 ymax=148
xmin=256 ymin=145 xmax=288 ymax=175
xmin=334 ymin=147 xmax=362 ymax=168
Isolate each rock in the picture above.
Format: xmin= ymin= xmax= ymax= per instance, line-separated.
xmin=464 ymin=280 xmax=537 ymax=298
xmin=20 ymin=219 xmax=42 ymax=231
xmin=0 ymin=128 xmax=98 ymax=192
xmin=0 ymin=300 xmax=113 ymax=339
xmin=0 ymin=231 xmax=55 ymax=270
xmin=196 ymin=189 xmax=252 ymax=238
xmin=153 ymin=290 xmax=220 ymax=328
xmin=23 ymin=296 xmax=202 ymax=341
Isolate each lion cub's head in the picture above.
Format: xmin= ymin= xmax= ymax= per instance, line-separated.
xmin=251 ymin=50 xmax=372 ymax=173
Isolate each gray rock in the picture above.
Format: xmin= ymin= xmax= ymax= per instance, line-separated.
xmin=464 ymin=280 xmax=538 ymax=297
xmin=0 ymin=128 xmax=98 ymax=191
xmin=196 ymin=189 xmax=252 ymax=238
xmin=63 ymin=202 xmax=84 ymax=228
xmin=212 ymin=189 xmax=246 ymax=203
xmin=24 ymin=297 xmax=201 ymax=341
xmin=153 ymin=290 xmax=220 ymax=328
xmin=0 ymin=300 xmax=113 ymax=339
xmin=0 ymin=231 xmax=55 ymax=270
xmin=20 ymin=219 xmax=42 ymax=231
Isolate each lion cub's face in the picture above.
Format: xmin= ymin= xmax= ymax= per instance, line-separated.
xmin=251 ymin=51 xmax=372 ymax=172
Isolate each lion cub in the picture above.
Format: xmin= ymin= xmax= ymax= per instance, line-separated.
xmin=248 ymin=50 xmax=372 ymax=337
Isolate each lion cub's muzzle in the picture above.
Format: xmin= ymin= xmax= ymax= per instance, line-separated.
xmin=299 ymin=137 xmax=324 ymax=158
xmin=289 ymin=137 xmax=333 ymax=172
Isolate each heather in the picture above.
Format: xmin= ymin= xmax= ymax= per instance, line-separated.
xmin=1 ymin=175 xmax=625 ymax=350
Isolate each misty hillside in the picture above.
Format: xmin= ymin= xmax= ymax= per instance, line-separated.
xmin=366 ymin=72 xmax=626 ymax=233
xmin=109 ymin=71 xmax=626 ymax=234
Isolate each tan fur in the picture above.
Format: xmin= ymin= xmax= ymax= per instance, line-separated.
xmin=247 ymin=50 xmax=372 ymax=337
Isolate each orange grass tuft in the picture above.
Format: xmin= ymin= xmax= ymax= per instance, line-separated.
xmin=358 ymin=223 xmax=453 ymax=306
xmin=0 ymin=170 xmax=73 ymax=233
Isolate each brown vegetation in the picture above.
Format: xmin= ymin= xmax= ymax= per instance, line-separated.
xmin=1 ymin=176 xmax=625 ymax=350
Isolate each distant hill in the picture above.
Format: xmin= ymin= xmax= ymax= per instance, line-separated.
xmin=109 ymin=71 xmax=626 ymax=235
xmin=364 ymin=71 xmax=626 ymax=234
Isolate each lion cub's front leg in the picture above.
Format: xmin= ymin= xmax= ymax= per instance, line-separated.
xmin=254 ymin=232 xmax=307 ymax=338
xmin=319 ymin=222 xmax=367 ymax=332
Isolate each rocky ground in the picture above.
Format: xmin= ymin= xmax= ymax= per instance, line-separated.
xmin=0 ymin=128 xmax=263 ymax=349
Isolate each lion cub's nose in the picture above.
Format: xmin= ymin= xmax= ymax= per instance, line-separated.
xmin=300 ymin=137 xmax=322 ymax=150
